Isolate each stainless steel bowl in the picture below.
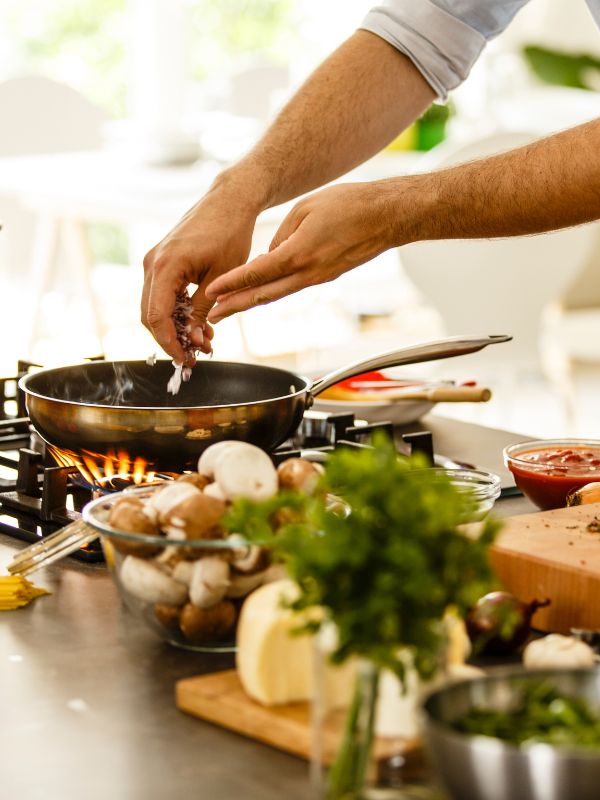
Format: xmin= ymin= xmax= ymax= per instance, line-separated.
xmin=423 ymin=667 xmax=600 ymax=800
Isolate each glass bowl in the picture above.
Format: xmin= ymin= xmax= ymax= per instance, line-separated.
xmin=84 ymin=486 xmax=266 ymax=653
xmin=504 ymin=439 xmax=600 ymax=510
xmin=429 ymin=467 xmax=502 ymax=521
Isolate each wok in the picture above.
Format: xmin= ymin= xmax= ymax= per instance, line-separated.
xmin=20 ymin=334 xmax=510 ymax=471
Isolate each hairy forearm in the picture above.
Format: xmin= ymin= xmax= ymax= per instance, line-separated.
xmin=214 ymin=30 xmax=435 ymax=212
xmin=391 ymin=119 xmax=600 ymax=244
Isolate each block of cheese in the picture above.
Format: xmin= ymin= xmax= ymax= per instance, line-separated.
xmin=236 ymin=579 xmax=356 ymax=708
xmin=236 ymin=579 xmax=315 ymax=706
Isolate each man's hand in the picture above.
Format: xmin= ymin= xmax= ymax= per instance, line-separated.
xmin=141 ymin=184 xmax=259 ymax=363
xmin=205 ymin=181 xmax=400 ymax=323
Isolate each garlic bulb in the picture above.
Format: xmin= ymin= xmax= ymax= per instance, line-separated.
xmin=523 ymin=634 xmax=595 ymax=669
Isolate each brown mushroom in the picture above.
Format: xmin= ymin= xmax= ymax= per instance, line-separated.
xmin=154 ymin=603 xmax=181 ymax=634
xmin=146 ymin=481 xmax=202 ymax=526
xmin=177 ymin=472 xmax=212 ymax=491
xmin=108 ymin=496 xmax=162 ymax=557
xmin=163 ymin=492 xmax=226 ymax=541
xmin=277 ymin=458 xmax=324 ymax=493
xmin=179 ymin=600 xmax=237 ymax=643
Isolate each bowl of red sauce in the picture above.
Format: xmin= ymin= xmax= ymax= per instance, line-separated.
xmin=504 ymin=439 xmax=600 ymax=510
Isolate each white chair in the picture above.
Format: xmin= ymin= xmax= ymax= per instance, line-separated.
xmin=0 ymin=75 xmax=108 ymax=353
xmin=398 ymin=132 xmax=600 ymax=383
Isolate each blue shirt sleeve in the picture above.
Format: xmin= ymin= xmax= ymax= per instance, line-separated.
xmin=360 ymin=0 xmax=533 ymax=100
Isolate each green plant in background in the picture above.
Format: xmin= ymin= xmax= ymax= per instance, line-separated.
xmin=187 ymin=0 xmax=294 ymax=80
xmin=523 ymin=45 xmax=600 ymax=91
xmin=226 ymin=434 xmax=500 ymax=799
xmin=88 ymin=222 xmax=129 ymax=266
xmin=5 ymin=0 xmax=127 ymax=117
xmin=416 ymin=101 xmax=452 ymax=151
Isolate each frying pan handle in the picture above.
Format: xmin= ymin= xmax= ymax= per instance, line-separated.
xmin=309 ymin=334 xmax=512 ymax=399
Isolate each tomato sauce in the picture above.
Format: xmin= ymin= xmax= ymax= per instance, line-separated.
xmin=507 ymin=446 xmax=600 ymax=510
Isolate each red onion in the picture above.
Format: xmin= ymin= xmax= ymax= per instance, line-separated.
xmin=466 ymin=591 xmax=551 ymax=655
xmin=167 ymin=291 xmax=195 ymax=396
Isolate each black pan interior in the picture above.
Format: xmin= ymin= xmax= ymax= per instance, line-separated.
xmin=23 ymin=360 xmax=310 ymax=408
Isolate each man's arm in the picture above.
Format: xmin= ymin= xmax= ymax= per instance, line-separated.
xmin=141 ymin=31 xmax=434 ymax=363
xmin=206 ymin=118 xmax=600 ymax=323
xmin=218 ymin=30 xmax=435 ymax=210
xmin=404 ymin=119 xmax=600 ymax=241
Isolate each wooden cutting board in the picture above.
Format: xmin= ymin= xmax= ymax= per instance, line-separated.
xmin=176 ymin=670 xmax=420 ymax=765
xmin=490 ymin=501 xmax=600 ymax=633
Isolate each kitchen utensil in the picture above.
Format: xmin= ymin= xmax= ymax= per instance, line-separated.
xmin=176 ymin=669 xmax=420 ymax=766
xmin=6 ymin=520 xmax=99 ymax=577
xmin=319 ymin=385 xmax=492 ymax=403
xmin=423 ymin=667 xmax=600 ymax=800
xmin=20 ymin=335 xmax=510 ymax=471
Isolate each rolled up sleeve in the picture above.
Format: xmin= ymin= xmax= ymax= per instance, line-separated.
xmin=360 ymin=0 xmax=509 ymax=100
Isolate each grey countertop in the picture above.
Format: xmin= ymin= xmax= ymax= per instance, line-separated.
xmin=0 ymin=416 xmax=534 ymax=800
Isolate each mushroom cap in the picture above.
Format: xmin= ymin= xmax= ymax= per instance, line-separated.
xmin=108 ymin=498 xmax=162 ymax=557
xmin=146 ymin=481 xmax=202 ymax=524
xmin=120 ymin=556 xmax=189 ymax=606
xmin=177 ymin=472 xmax=212 ymax=491
xmin=198 ymin=441 xmax=250 ymax=478
xmin=203 ymin=481 xmax=228 ymax=503
xmin=164 ymin=492 xmax=226 ymax=541
xmin=179 ymin=600 xmax=237 ymax=643
xmin=214 ymin=445 xmax=278 ymax=502
xmin=277 ymin=458 xmax=324 ymax=493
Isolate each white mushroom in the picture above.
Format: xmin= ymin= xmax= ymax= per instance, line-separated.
xmin=172 ymin=560 xmax=195 ymax=585
xmin=120 ymin=556 xmax=189 ymax=605
xmin=198 ymin=441 xmax=250 ymax=478
xmin=203 ymin=481 xmax=228 ymax=503
xmin=189 ymin=556 xmax=231 ymax=608
xmin=214 ymin=444 xmax=278 ymax=502
xmin=229 ymin=541 xmax=270 ymax=574
xmin=226 ymin=570 xmax=266 ymax=598
xmin=146 ymin=481 xmax=202 ymax=525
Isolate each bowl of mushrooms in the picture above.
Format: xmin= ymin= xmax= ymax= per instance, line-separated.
xmin=83 ymin=440 xmax=323 ymax=652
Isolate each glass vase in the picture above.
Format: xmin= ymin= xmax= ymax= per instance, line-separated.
xmin=310 ymin=636 xmax=442 ymax=800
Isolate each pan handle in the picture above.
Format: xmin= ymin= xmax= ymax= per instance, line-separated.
xmin=309 ymin=334 xmax=512 ymax=399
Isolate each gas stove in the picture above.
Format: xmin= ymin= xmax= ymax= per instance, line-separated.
xmin=0 ymin=362 xmax=435 ymax=561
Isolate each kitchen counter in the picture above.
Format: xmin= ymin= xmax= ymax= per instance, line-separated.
xmin=0 ymin=417 xmax=534 ymax=800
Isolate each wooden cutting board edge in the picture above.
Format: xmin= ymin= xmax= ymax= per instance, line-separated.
xmin=490 ymin=501 xmax=600 ymax=632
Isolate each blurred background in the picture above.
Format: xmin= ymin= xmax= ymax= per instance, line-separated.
xmin=2 ymin=0 xmax=600 ymax=437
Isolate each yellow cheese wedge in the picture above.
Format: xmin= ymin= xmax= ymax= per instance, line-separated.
xmin=236 ymin=579 xmax=315 ymax=706
xmin=237 ymin=579 xmax=356 ymax=708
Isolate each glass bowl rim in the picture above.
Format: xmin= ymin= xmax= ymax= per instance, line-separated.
xmin=426 ymin=467 xmax=501 ymax=500
xmin=423 ymin=665 xmax=600 ymax=759
xmin=504 ymin=439 xmax=600 ymax=472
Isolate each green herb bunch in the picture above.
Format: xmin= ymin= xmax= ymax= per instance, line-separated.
xmin=225 ymin=433 xmax=499 ymax=684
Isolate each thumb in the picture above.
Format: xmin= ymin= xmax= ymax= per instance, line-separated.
xmin=269 ymin=205 xmax=307 ymax=251
xmin=188 ymin=285 xmax=215 ymax=352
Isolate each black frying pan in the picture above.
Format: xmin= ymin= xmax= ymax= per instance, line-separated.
xmin=20 ymin=335 xmax=510 ymax=471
